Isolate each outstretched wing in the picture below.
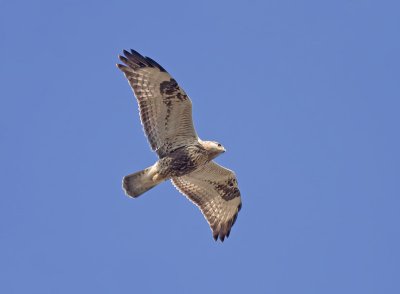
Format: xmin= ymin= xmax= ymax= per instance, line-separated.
xmin=172 ymin=161 xmax=242 ymax=242
xmin=117 ymin=50 xmax=198 ymax=157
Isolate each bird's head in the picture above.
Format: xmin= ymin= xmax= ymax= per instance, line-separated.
xmin=200 ymin=140 xmax=226 ymax=159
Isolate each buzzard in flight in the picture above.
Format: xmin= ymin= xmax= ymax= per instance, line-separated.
xmin=117 ymin=50 xmax=242 ymax=241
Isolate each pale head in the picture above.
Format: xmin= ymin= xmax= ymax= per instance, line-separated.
xmin=199 ymin=140 xmax=226 ymax=160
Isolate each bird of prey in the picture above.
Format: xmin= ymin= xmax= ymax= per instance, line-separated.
xmin=117 ymin=49 xmax=242 ymax=241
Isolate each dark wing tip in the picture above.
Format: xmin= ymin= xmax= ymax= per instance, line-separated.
xmin=211 ymin=205 xmax=241 ymax=242
xmin=130 ymin=49 xmax=142 ymax=56
xmin=145 ymin=56 xmax=167 ymax=72
xmin=116 ymin=63 xmax=127 ymax=70
xmin=117 ymin=49 xmax=167 ymax=72
xmin=123 ymin=49 xmax=132 ymax=57
xmin=211 ymin=225 xmax=229 ymax=242
xmin=118 ymin=55 xmax=129 ymax=63
xmin=116 ymin=63 xmax=131 ymax=74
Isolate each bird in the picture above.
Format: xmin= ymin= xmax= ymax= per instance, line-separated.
xmin=117 ymin=49 xmax=242 ymax=241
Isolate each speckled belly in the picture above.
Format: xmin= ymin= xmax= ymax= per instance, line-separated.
xmin=157 ymin=145 xmax=208 ymax=178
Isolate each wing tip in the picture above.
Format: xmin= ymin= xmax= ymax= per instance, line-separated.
xmin=117 ymin=49 xmax=167 ymax=72
xmin=212 ymin=231 xmax=228 ymax=242
xmin=123 ymin=49 xmax=132 ymax=57
xmin=118 ymin=55 xmax=128 ymax=63
xmin=145 ymin=56 xmax=167 ymax=72
xmin=116 ymin=63 xmax=126 ymax=69
xmin=211 ymin=204 xmax=241 ymax=242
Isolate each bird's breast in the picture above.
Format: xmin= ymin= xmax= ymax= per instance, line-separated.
xmin=160 ymin=145 xmax=209 ymax=177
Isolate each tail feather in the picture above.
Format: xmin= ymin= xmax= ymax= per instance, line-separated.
xmin=123 ymin=166 xmax=163 ymax=198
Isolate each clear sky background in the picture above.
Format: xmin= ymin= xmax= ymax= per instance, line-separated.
xmin=1 ymin=0 xmax=399 ymax=293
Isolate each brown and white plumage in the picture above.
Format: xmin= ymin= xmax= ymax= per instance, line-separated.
xmin=117 ymin=50 xmax=197 ymax=158
xmin=117 ymin=49 xmax=242 ymax=241
xmin=172 ymin=162 xmax=241 ymax=241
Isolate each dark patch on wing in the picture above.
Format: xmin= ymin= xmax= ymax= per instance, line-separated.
xmin=160 ymin=79 xmax=188 ymax=101
xmin=160 ymin=79 xmax=179 ymax=95
xmin=217 ymin=184 xmax=241 ymax=201
xmin=206 ymin=178 xmax=241 ymax=201
xmin=159 ymin=78 xmax=189 ymax=134
xmin=172 ymin=171 xmax=242 ymax=242
xmin=117 ymin=49 xmax=198 ymax=162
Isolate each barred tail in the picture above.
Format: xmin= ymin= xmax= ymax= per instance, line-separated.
xmin=122 ymin=165 xmax=163 ymax=198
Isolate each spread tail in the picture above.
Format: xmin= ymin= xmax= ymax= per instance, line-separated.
xmin=122 ymin=165 xmax=163 ymax=198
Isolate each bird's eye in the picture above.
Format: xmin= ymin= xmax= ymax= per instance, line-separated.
xmin=218 ymin=144 xmax=222 ymax=147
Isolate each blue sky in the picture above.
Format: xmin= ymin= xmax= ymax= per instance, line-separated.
xmin=1 ymin=0 xmax=399 ymax=293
